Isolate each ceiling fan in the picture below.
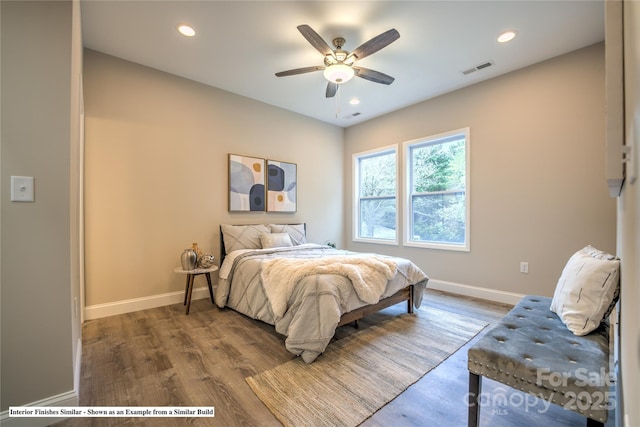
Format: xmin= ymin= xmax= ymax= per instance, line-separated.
xmin=275 ymin=24 xmax=400 ymax=98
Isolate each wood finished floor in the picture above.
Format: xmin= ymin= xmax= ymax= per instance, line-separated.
xmin=52 ymin=289 xmax=612 ymax=427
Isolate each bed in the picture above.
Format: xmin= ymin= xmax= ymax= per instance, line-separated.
xmin=215 ymin=223 xmax=429 ymax=363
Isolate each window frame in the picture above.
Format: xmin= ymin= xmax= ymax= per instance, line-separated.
xmin=402 ymin=128 xmax=471 ymax=252
xmin=352 ymin=144 xmax=399 ymax=245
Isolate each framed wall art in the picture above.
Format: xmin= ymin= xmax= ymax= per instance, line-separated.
xmin=267 ymin=159 xmax=297 ymax=212
xmin=228 ymin=154 xmax=265 ymax=212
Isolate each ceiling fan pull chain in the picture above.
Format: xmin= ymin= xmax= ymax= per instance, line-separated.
xmin=335 ymin=85 xmax=341 ymax=118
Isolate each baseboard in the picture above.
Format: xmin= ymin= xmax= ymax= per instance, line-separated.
xmin=0 ymin=391 xmax=78 ymax=427
xmin=427 ymin=278 xmax=525 ymax=306
xmin=85 ymin=280 xmax=522 ymax=320
xmin=84 ymin=286 xmax=212 ymax=320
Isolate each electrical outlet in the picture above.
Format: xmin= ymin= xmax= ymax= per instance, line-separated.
xmin=10 ymin=176 xmax=34 ymax=202
xmin=520 ymin=262 xmax=529 ymax=274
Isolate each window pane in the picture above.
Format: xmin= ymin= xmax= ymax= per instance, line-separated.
xmin=411 ymin=192 xmax=465 ymax=244
xmin=411 ymin=139 xmax=465 ymax=192
xmin=360 ymin=197 xmax=396 ymax=239
xmin=359 ymin=151 xmax=396 ymax=197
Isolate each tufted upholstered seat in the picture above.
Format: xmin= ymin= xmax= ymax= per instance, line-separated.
xmin=467 ymin=295 xmax=611 ymax=427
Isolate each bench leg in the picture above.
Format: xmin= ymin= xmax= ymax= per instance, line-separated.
xmin=468 ymin=372 xmax=481 ymax=427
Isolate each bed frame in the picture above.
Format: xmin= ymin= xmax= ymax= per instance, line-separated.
xmin=337 ymin=285 xmax=414 ymax=327
xmin=219 ymin=223 xmax=414 ymax=327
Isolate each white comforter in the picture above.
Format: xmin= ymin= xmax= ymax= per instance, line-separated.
xmin=261 ymin=254 xmax=398 ymax=319
xmin=215 ymin=244 xmax=428 ymax=362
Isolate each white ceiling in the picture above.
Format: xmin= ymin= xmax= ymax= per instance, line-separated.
xmin=81 ymin=1 xmax=605 ymax=128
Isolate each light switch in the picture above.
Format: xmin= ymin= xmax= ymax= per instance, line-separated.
xmin=11 ymin=176 xmax=34 ymax=202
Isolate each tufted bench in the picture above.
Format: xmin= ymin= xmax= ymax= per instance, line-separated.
xmin=467 ymin=295 xmax=611 ymax=427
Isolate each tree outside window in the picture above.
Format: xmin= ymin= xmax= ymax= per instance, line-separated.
xmin=354 ymin=147 xmax=397 ymax=242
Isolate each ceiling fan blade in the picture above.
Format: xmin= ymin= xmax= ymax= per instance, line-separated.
xmin=350 ymin=29 xmax=400 ymax=61
xmin=325 ymin=82 xmax=338 ymax=98
xmin=353 ymin=66 xmax=395 ymax=85
xmin=297 ymin=24 xmax=334 ymax=57
xmin=275 ymin=65 xmax=324 ymax=77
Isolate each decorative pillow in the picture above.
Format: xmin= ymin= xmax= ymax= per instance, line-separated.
xmin=260 ymin=232 xmax=293 ymax=249
xmin=269 ymin=224 xmax=307 ymax=245
xmin=221 ymin=224 xmax=270 ymax=253
xmin=550 ymin=245 xmax=620 ymax=336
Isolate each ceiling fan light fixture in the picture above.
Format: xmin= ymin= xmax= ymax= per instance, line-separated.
xmin=323 ymin=64 xmax=355 ymax=84
xmin=344 ymin=54 xmax=356 ymax=66
xmin=324 ymin=54 xmax=337 ymax=66
xmin=335 ymin=51 xmax=348 ymax=62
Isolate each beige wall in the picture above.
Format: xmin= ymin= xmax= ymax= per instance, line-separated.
xmin=618 ymin=1 xmax=640 ymax=425
xmin=344 ymin=43 xmax=616 ymax=298
xmin=1 ymin=3 xmax=635 ymax=423
xmin=83 ymin=50 xmax=344 ymax=306
xmin=1 ymin=0 xmax=81 ymax=412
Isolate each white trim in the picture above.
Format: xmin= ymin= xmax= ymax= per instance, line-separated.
xmin=79 ymin=79 xmax=86 ymax=325
xmin=402 ymin=127 xmax=471 ymax=252
xmin=0 ymin=391 xmax=78 ymax=427
xmin=403 ymin=240 xmax=470 ymax=252
xmin=84 ymin=286 xmax=212 ymax=320
xmin=73 ymin=337 xmax=82 ymax=396
xmin=352 ymin=237 xmax=398 ymax=246
xmin=427 ymin=278 xmax=525 ymax=306
xmin=74 ymin=337 xmax=82 ymax=394
xmin=352 ymin=144 xmax=399 ymax=245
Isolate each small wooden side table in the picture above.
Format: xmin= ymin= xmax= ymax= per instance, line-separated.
xmin=174 ymin=265 xmax=218 ymax=314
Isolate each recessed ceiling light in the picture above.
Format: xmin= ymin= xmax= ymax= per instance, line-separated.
xmin=497 ymin=30 xmax=517 ymax=43
xmin=178 ymin=24 xmax=196 ymax=37
xmin=349 ymin=98 xmax=360 ymax=105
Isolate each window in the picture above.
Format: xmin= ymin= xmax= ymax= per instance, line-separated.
xmin=404 ymin=128 xmax=470 ymax=251
xmin=353 ymin=145 xmax=398 ymax=244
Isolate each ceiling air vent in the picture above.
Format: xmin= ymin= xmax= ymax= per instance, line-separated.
xmin=461 ymin=60 xmax=494 ymax=76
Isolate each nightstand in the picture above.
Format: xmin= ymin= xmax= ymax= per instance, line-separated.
xmin=173 ymin=265 xmax=218 ymax=314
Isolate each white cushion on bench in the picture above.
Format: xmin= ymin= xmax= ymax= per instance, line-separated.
xmin=550 ymin=245 xmax=620 ymax=336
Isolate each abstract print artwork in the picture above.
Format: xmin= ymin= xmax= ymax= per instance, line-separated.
xmin=229 ymin=154 xmax=265 ymax=211
xmin=267 ymin=160 xmax=297 ymax=212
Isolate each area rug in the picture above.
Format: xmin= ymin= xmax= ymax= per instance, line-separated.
xmin=245 ymin=306 xmax=488 ymax=427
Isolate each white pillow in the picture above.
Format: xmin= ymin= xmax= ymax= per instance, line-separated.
xmin=260 ymin=232 xmax=293 ymax=249
xmin=550 ymin=245 xmax=620 ymax=336
xmin=269 ymin=224 xmax=307 ymax=245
